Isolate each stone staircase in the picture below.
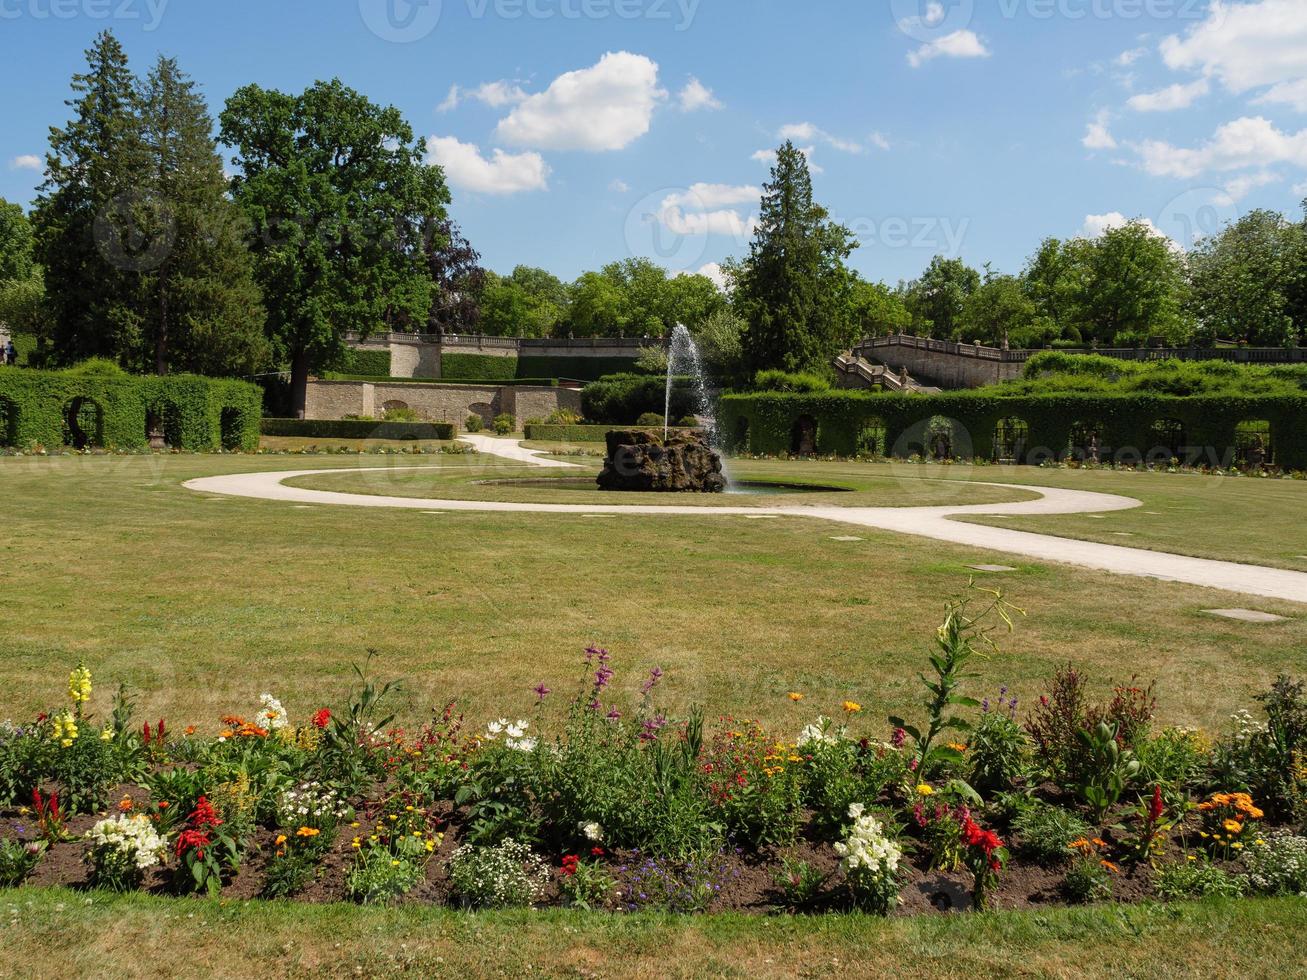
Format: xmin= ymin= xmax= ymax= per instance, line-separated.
xmin=833 ymin=353 xmax=941 ymax=394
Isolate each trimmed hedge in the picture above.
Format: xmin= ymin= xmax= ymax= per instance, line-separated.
xmin=0 ymin=365 xmax=261 ymax=451
xmin=330 ymin=348 xmax=392 ymax=378
xmin=719 ymin=390 xmax=1307 ymax=468
xmin=517 ymin=355 xmax=640 ymax=382
xmin=582 ymin=374 xmax=696 ymax=425
xmin=441 ymin=353 xmax=518 ymax=381
xmin=260 ymin=418 xmax=456 ymax=441
xmin=323 ymin=374 xmax=560 ymax=388
xmin=524 ymin=423 xmax=697 ymax=442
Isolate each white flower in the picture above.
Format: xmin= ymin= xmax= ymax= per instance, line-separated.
xmin=259 ymin=693 xmax=288 ymax=731
xmin=485 ymin=720 xmax=505 ymax=738
xmin=580 ymin=821 xmax=604 ymax=842
xmin=506 ymin=736 xmax=537 ymax=752
xmin=796 ymin=715 xmax=844 ymax=748
xmin=85 ymin=814 xmax=168 ymax=871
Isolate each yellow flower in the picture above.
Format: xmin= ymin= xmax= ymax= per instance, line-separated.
xmin=1223 ymin=819 xmax=1242 ymax=834
xmin=297 ymin=827 xmax=320 ymax=838
xmin=842 ymin=701 xmax=862 ymax=714
xmin=67 ymin=664 xmax=92 ymax=704
xmin=916 ymin=784 xmax=935 ymax=796
xmin=100 ymin=727 xmax=114 ymax=742
xmin=788 ymin=692 xmax=804 ymax=702
xmin=390 ymin=860 xmax=401 ymax=867
xmin=275 ymin=835 xmax=288 ymax=846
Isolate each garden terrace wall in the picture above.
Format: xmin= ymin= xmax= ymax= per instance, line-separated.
xmin=304 ymin=380 xmax=581 ymax=427
xmin=718 ymin=391 xmax=1307 ymax=468
xmin=523 ymin=423 xmax=699 ymax=442
xmin=0 ymin=366 xmax=261 ymax=451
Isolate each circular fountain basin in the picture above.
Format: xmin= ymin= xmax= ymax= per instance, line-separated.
xmin=477 ymin=478 xmax=851 ymax=496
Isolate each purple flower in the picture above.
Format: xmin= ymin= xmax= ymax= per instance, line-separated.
xmin=639 ymin=714 xmax=669 ymax=743
xmin=532 ymin=682 xmax=551 ymax=702
xmin=891 ymin=727 xmax=907 ymax=749
xmin=640 ymin=667 xmax=664 ymax=696
xmin=606 ymin=708 xmax=622 ymax=721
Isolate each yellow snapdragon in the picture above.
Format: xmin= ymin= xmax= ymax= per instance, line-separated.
xmin=68 ymin=664 xmax=92 ymax=705
xmin=51 ymin=712 xmax=79 ymax=748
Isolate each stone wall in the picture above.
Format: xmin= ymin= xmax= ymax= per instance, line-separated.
xmin=305 ymin=380 xmax=582 ymax=426
xmin=342 ymin=333 xmax=657 ymax=379
xmin=853 ymin=337 xmax=1023 ymax=389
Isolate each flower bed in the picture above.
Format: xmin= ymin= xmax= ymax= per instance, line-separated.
xmin=2 ymin=592 xmax=1305 ymax=914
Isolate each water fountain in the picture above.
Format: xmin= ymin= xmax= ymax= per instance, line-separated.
xmin=597 ymin=324 xmax=728 ymax=493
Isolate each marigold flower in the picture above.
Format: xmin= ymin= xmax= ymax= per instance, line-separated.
xmin=296 ymin=827 xmax=320 ymax=838
xmin=788 ymin=692 xmax=804 ymax=702
xmin=842 ymin=701 xmax=862 ymax=714
xmin=916 ymin=784 xmax=935 ymax=797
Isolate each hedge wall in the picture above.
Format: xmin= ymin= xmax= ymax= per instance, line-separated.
xmin=517 ymin=355 xmax=640 ymax=382
xmin=582 ymin=374 xmax=696 ymax=425
xmin=260 ymin=418 xmax=455 ymax=441
xmin=523 ymin=423 xmax=698 ymax=442
xmin=330 ymin=348 xmax=392 ymax=378
xmin=719 ymin=390 xmax=1307 ymax=468
xmin=323 ymin=374 xmax=560 ymax=388
xmin=441 ymin=353 xmax=518 ymax=381
xmin=0 ymin=366 xmax=262 ymax=451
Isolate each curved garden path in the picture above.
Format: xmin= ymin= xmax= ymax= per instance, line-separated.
xmin=183 ymin=437 xmax=1307 ymax=604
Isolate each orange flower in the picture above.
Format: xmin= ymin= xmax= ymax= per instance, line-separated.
xmin=842 ymin=701 xmax=862 ymax=714
xmin=296 ymin=826 xmax=320 ymax=838
xmin=787 ymin=692 xmax=804 ymax=702
xmin=1100 ymin=860 xmax=1120 ymax=874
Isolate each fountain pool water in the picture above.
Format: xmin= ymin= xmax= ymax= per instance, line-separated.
xmin=665 ymin=324 xmax=720 ymax=448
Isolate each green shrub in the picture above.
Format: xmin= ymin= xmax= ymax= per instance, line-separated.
xmin=330 ymin=348 xmax=392 ymax=377
xmin=636 ymin=412 xmax=665 ymax=427
xmin=753 ymin=369 xmax=831 ymax=393
xmin=441 ymin=353 xmax=518 ymax=381
xmin=0 ymin=365 xmax=261 ymax=451
xmin=465 ymin=414 xmax=484 ymax=433
xmin=583 ymin=374 xmax=696 ymax=425
xmin=1063 ymin=857 xmax=1114 ymax=903
xmin=1011 ymin=803 xmax=1093 ymax=865
xmin=1242 ymin=832 xmax=1307 ymax=896
xmin=381 ymin=406 xmax=419 ymax=422
xmin=968 ymin=706 xmax=1030 ymax=796
xmin=492 ymin=413 xmax=515 ymax=435
xmin=0 ymin=838 xmax=45 ymax=887
xmin=259 ymin=419 xmax=455 ymax=441
xmin=1154 ymin=859 xmax=1245 ymax=900
xmin=517 ymin=354 xmax=641 ymax=381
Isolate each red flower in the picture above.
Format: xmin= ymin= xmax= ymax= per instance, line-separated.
xmin=962 ymin=816 xmax=1005 ymax=870
xmin=187 ymin=796 xmax=223 ymax=830
xmin=176 ymin=828 xmax=210 ymax=860
xmin=312 ymin=708 xmax=331 ymax=729
xmin=590 ymin=847 xmax=605 ymax=858
xmin=560 ymin=855 xmax=579 ymax=877
xmin=1148 ymin=785 xmax=1165 ymax=823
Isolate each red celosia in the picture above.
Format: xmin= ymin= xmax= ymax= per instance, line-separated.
xmin=963 ymin=816 xmax=1005 ymax=872
xmin=312 ymin=708 xmax=332 ymax=729
xmin=1148 ymin=785 xmax=1165 ymax=823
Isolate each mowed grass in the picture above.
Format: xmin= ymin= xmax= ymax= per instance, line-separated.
xmin=1 ymin=453 xmax=1305 ymax=733
xmin=0 ymin=888 xmax=1303 ymax=979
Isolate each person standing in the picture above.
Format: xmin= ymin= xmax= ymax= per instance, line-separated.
xmin=3 ymin=340 xmax=15 ymax=365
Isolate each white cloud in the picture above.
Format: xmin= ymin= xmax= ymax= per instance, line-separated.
xmin=8 ymin=154 xmax=40 ymax=171
xmin=663 ymin=183 xmax=760 ymax=210
xmin=676 ymin=262 xmax=728 ymax=290
xmin=907 ymin=30 xmax=990 ymax=69
xmin=495 ymin=52 xmax=667 ymax=152
xmin=1294 ymin=180 xmax=1307 ymax=197
xmin=1117 ymin=47 xmax=1148 ymax=67
xmin=439 ymin=81 xmax=529 ymax=113
xmin=1137 ymin=116 xmax=1307 ymax=178
xmin=425 ymin=137 xmax=549 ymax=195
xmin=678 ymin=77 xmax=722 ymax=112
xmin=609 ymin=178 xmax=630 ymax=193
xmin=1218 ymin=170 xmax=1281 ymax=203
xmin=1161 ymin=0 xmax=1307 ymax=109
xmin=1083 ymin=111 xmax=1118 ymax=150
xmin=777 ymin=122 xmax=862 ymax=153
xmin=868 ymin=131 xmax=892 ymax=151
xmin=1127 ymin=78 xmax=1210 ymax=112
xmin=1081 ymin=212 xmax=1175 ymax=248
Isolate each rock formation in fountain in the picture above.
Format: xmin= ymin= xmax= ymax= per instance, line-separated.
xmin=597 ymin=428 xmax=727 ymax=493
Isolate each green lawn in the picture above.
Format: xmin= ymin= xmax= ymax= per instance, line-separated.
xmin=1 ymin=453 xmax=1304 ymax=735
xmin=0 ymin=888 xmax=1302 ymax=978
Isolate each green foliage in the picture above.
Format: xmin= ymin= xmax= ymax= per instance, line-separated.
xmin=717 ymin=388 xmax=1307 ymax=468
xmin=446 ymin=839 xmax=550 ymax=909
xmin=0 ymin=838 xmax=45 ymax=887
xmin=1018 ymin=351 xmax=1307 ymax=397
xmin=262 ymin=828 xmax=335 ymax=899
xmin=517 ymin=354 xmax=642 ymax=381
xmin=1154 ymin=859 xmax=1245 ymax=900
xmin=441 ymin=353 xmax=518 ymax=380
xmin=636 ymin=412 xmax=665 ymax=427
xmin=904 ymin=255 xmax=981 ymax=339
xmin=221 ymin=78 xmax=449 ymax=415
xmin=0 ymin=363 xmax=260 ymax=450
xmin=331 ymin=349 xmax=392 ymax=377
xmin=1011 ymin=803 xmax=1093 ymax=866
xmin=753 ymin=369 xmax=831 ymax=393
xmin=1075 ymin=721 xmax=1143 ymax=821
xmin=492 ymin=413 xmax=516 ymax=435
xmin=464 ymin=414 xmax=483 ymax=433
xmin=968 ymin=707 xmax=1030 ymax=797
xmin=259 ymin=418 xmax=454 ymax=441
xmin=734 ymin=141 xmax=858 ymax=375
xmin=890 ymin=587 xmax=1019 ymax=779
xmin=1063 ymin=857 xmax=1114 ymax=903
xmin=1242 ymin=833 xmax=1307 ymax=896
xmin=582 ymin=373 xmax=696 ymax=425
xmin=773 ymin=856 xmax=829 ymax=910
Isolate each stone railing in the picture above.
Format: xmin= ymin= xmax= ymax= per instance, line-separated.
xmin=855 ymin=333 xmax=1307 ymax=365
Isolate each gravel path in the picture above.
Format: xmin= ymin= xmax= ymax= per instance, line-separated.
xmin=182 ymin=439 xmax=1307 ymax=604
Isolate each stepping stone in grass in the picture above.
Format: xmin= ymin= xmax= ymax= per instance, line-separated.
xmin=744 ymin=514 xmax=781 ymax=520
xmin=292 ymin=505 xmax=315 ymax=510
xmin=830 ymin=536 xmax=864 ymax=542
xmin=969 ymin=564 xmax=1017 ymax=573
xmin=1203 ymin=609 xmax=1289 ymax=624
xmin=1086 ymin=514 xmax=1105 ymax=519
xmin=1110 ymin=532 xmax=1135 ymax=537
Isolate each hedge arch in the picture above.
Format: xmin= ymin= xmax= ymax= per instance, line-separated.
xmin=0 ymin=395 xmax=16 ymax=447
xmin=1147 ymin=418 xmax=1186 ymax=465
xmin=0 ymin=366 xmax=262 ymax=451
xmin=64 ymin=396 xmax=104 ymax=449
xmin=791 ymin=415 xmax=817 ymax=455
xmin=718 ymin=390 xmax=1307 ymax=469
xmin=993 ymin=416 xmax=1030 ymax=463
xmin=382 ymin=400 xmax=410 ymax=413
xmin=146 ymin=400 xmax=183 ymax=449
xmin=856 ymin=417 xmax=887 ymax=456
xmin=1235 ymin=419 xmax=1273 ymax=467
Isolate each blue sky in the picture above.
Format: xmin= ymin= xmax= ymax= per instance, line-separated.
xmin=3 ymin=0 xmax=1307 ymax=287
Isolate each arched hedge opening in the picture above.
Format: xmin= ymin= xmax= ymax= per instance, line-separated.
xmin=64 ymin=396 xmax=104 ymax=449
xmin=993 ymin=416 xmax=1030 ymax=463
xmin=0 ymin=395 xmax=16 ymax=447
